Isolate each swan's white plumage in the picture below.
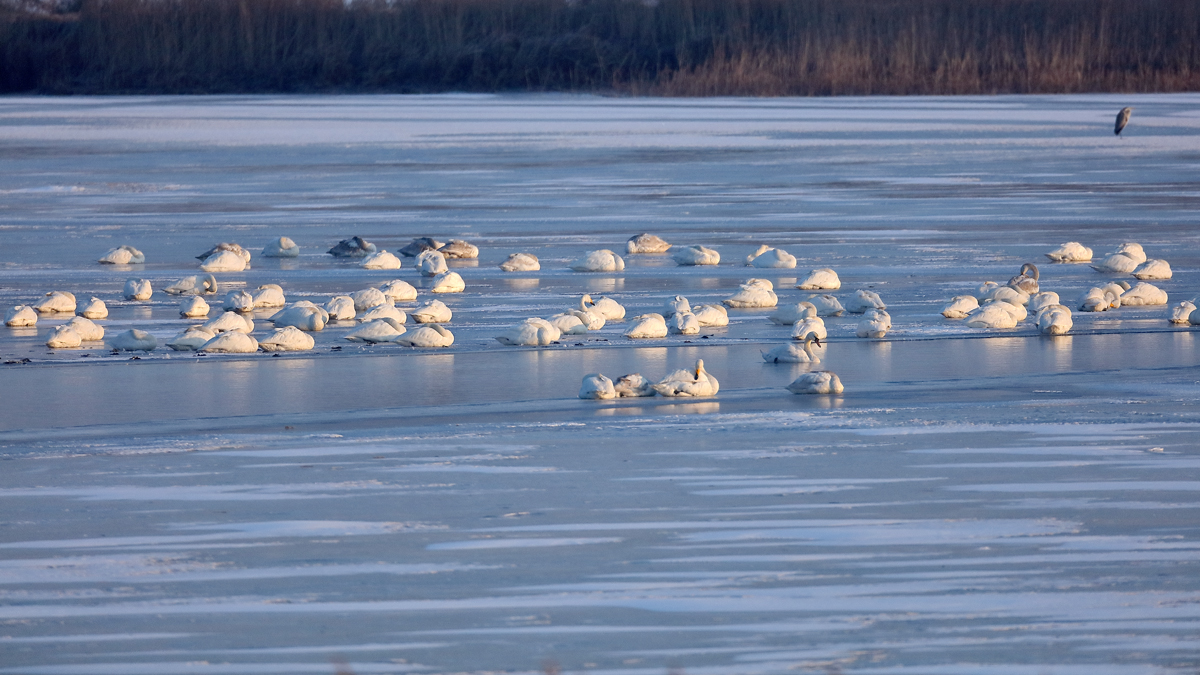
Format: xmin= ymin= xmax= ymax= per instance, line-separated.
xmin=791 ymin=316 xmax=827 ymax=341
xmin=671 ymin=311 xmax=700 ymax=335
xmin=179 ymin=296 xmax=210 ymax=318
xmin=692 ymin=304 xmax=728 ymax=326
xmin=110 ymin=329 xmax=157 ymax=351
xmin=361 ymin=250 xmax=402 ymax=270
xmin=98 ymin=245 xmax=145 ymax=265
xmin=549 ymin=313 xmax=589 ymax=335
xmin=1119 ymin=282 xmax=1168 ymax=306
xmin=429 ymin=271 xmax=465 ymax=293
xmin=410 ymin=300 xmax=452 ymax=324
xmin=723 ymin=278 xmax=777 ymax=308
xmin=223 ymin=290 xmax=254 ymax=313
xmin=34 ymin=291 xmax=76 ymax=314
xmin=672 ymin=245 xmax=720 ymax=266
xmin=570 ymin=249 xmax=625 ymax=272
xmin=1007 ymin=263 xmax=1039 ymax=294
xmin=1169 ymin=300 xmax=1196 ymax=324
xmin=856 ymin=308 xmax=891 ymax=338
xmin=1028 ymin=292 xmax=1060 ymax=314
xmin=663 ymin=295 xmax=690 ymax=317
xmin=1037 ymin=304 xmax=1073 ymax=335
xmin=199 ymin=332 xmax=258 ymax=353
xmin=763 ymin=334 xmax=821 ymax=363
xmin=966 ymin=301 xmax=1019 ymax=328
xmin=46 ymin=325 xmax=82 ymax=349
xmin=164 ymin=274 xmax=217 ymax=296
xmin=624 ymin=313 xmax=668 ymax=339
xmin=1133 ymin=259 xmax=1172 ymax=280
xmin=65 ymin=316 xmax=104 ymax=341
xmin=259 ymin=326 xmax=315 ymax=351
xmin=251 ymin=284 xmax=286 ymax=308
xmin=804 ymin=294 xmax=844 ymax=316
xmin=652 ymin=359 xmax=719 ymax=397
xmin=166 ymin=326 xmax=217 ymax=351
xmin=796 ymin=268 xmax=841 ymax=290
xmin=1046 ymin=242 xmax=1092 ymax=262
xmin=5 ymin=305 xmax=37 ymax=327
xmin=124 ymin=278 xmax=152 ymax=301
xmin=270 ymin=304 xmax=327 ymax=331
xmin=787 ymin=371 xmax=844 ymax=395
xmin=1078 ymin=287 xmax=1120 ymax=312
xmin=77 ymin=297 xmax=108 ymax=319
xmin=416 ymin=249 xmax=448 ymax=276
xmin=497 ymin=318 xmax=561 ymax=346
xmin=976 ymin=281 xmax=1000 ymax=301
xmin=394 ymin=324 xmax=454 ymax=348
xmin=345 ymin=317 xmax=407 ymax=343
xmin=378 ymin=279 xmax=418 ymax=302
xmin=499 ymin=253 xmax=540 ymax=272
xmin=579 ymin=373 xmax=617 ymax=400
xmin=626 ymin=234 xmax=671 ymax=254
xmin=203 ymin=311 xmax=254 ymax=334
xmin=200 ymin=249 xmax=249 ymax=272
xmin=845 ymin=290 xmax=885 ymax=313
xmin=747 ymin=247 xmax=797 ymax=269
xmin=358 ymin=304 xmax=406 ymax=324
xmin=582 ymin=295 xmax=625 ymax=321
xmin=350 ymin=288 xmax=390 ymax=312
xmin=769 ymin=301 xmax=817 ymax=325
xmin=262 ymin=237 xmax=299 ymax=258
xmin=439 ymin=240 xmax=479 ymax=259
xmin=324 ymin=296 xmax=356 ymax=321
xmin=614 ymin=373 xmax=655 ymax=397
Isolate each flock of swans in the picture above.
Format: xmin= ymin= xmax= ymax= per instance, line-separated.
xmin=3 ymin=234 xmax=1192 ymax=401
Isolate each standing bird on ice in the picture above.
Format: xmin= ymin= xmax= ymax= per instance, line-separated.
xmin=1115 ymin=107 xmax=1132 ymax=136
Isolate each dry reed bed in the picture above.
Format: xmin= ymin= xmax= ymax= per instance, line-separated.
xmin=3 ymin=0 xmax=1199 ymax=95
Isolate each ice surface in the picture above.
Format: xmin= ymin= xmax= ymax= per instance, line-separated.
xmin=1 ymin=95 xmax=1199 ymax=674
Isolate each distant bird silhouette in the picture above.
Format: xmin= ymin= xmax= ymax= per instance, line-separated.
xmin=1115 ymin=107 xmax=1132 ymax=136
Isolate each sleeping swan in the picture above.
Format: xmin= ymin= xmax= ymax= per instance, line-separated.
xmin=652 ymin=359 xmax=719 ymax=397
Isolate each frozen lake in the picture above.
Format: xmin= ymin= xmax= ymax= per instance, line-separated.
xmin=1 ymin=94 xmax=1199 ymax=674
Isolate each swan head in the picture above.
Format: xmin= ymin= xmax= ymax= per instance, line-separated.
xmin=581 ymin=294 xmax=594 ymax=308
xmin=695 ymin=359 xmax=706 ymax=376
xmin=430 ymin=324 xmax=451 ymax=337
xmin=379 ymin=317 xmax=404 ymax=330
xmin=798 ymin=301 xmax=817 ymax=318
xmin=802 ymin=333 xmax=822 ymax=349
xmin=1020 ymin=263 xmax=1039 ymax=280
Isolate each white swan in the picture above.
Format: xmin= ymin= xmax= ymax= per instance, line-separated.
xmin=1078 ymin=287 xmax=1120 ymax=312
xmin=359 ymin=304 xmax=406 ymax=324
xmin=350 ymin=288 xmax=390 ymax=311
xmin=378 ymin=279 xmax=418 ymax=301
xmin=1133 ymin=259 xmax=1171 ymax=280
xmin=77 ymin=297 xmax=108 ymax=319
xmin=417 ymin=249 xmax=448 ymax=276
xmin=324 ymin=296 xmax=356 ymax=321
xmin=361 ymin=250 xmax=402 ymax=270
xmin=845 ymin=290 xmax=885 ymax=313
xmin=990 ymin=286 xmax=1030 ymax=306
xmin=1169 ymin=300 xmax=1197 ymax=324
xmin=46 ymin=325 xmax=82 ymax=349
xmin=394 ymin=324 xmax=454 ymax=348
xmin=567 ymin=301 xmax=606 ymax=330
xmin=439 ymin=240 xmax=478 ymax=259
xmin=692 ymin=303 xmax=728 ymax=326
xmin=769 ymin=301 xmax=816 ymax=325
xmin=98 ymin=245 xmax=145 ymax=265
xmin=579 ymin=373 xmax=617 ymax=400
xmin=614 ymin=373 xmax=655 ymax=397
xmin=787 ymin=371 xmax=844 ymax=395
xmin=179 ymin=296 xmax=210 ymax=318
xmin=1091 ymin=253 xmax=1140 ymax=274
xmin=5 ymin=305 xmax=37 ymax=327
xmin=430 ymin=271 xmax=465 ymax=293
xmin=497 ymin=318 xmax=561 ymax=346
xmin=627 ymin=234 xmax=672 ymax=254
xmin=791 ymin=315 xmax=827 ymax=340
xmin=763 ymin=334 xmax=821 ymax=363
xmin=258 ymin=326 xmax=315 ymax=351
xmin=797 ymin=268 xmax=841 ymax=290
xmin=198 ymin=242 xmax=250 ymax=263
xmin=1037 ymin=304 xmax=1073 ymax=335
xmin=223 ymin=290 xmax=254 ymax=313
xmin=673 ymin=245 xmax=720 ymax=266
xmin=671 ymin=311 xmax=700 ymax=335
xmin=1113 ymin=242 xmax=1147 ymax=264
xmin=200 ymin=249 xmax=250 ymax=273
xmin=1119 ymin=282 xmax=1168 ymax=306
xmin=1028 ymin=292 xmax=1060 ymax=314
xmin=345 ymin=317 xmax=407 ymax=343
xmin=33 ymin=291 xmax=76 ymax=314
xmin=747 ymin=246 xmax=797 ymax=269
xmin=976 ymin=281 xmax=1000 ymax=300
xmin=1046 ymin=242 xmax=1092 ymax=262
xmin=663 ymin=295 xmax=690 ymax=317
xmin=166 ymin=326 xmax=217 ymax=351
xmin=549 ymin=313 xmax=590 ymax=335
xmin=65 ymin=316 xmax=104 ymax=341
xmin=1007 ymin=263 xmax=1039 ymax=294
xmin=164 ymin=274 xmax=217 ymax=295
xmin=624 ymin=313 xmax=668 ymax=339
xmin=328 ymin=236 xmax=376 ymax=257
xmin=251 ymin=284 xmax=286 ymax=308
xmin=856 ymin=309 xmax=891 ymax=338
xmin=500 ymin=253 xmax=540 ymax=272
xmin=270 ymin=304 xmax=327 ymax=331
xmin=399 ymin=237 xmax=442 ymax=257
xmin=582 ymin=294 xmax=625 ymax=321
xmin=262 ymin=237 xmax=299 ymax=258
xmin=109 ymin=329 xmax=156 ymax=351
xmin=124 ymin=278 xmax=152 ymax=301
xmin=723 ymin=278 xmax=777 ymax=308
xmin=570 ymin=249 xmax=625 ymax=272
xmin=202 ymin=311 xmax=253 ymax=334
xmin=966 ymin=301 xmax=1019 ymax=328
xmin=410 ymin=300 xmax=452 ymax=324
xmin=199 ymin=332 xmax=258 ymax=353
xmin=652 ymin=359 xmax=719 ymax=397
xmin=805 ymin=294 xmax=844 ymax=317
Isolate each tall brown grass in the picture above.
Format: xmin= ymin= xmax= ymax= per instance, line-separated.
xmin=3 ymin=0 xmax=1198 ymax=95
